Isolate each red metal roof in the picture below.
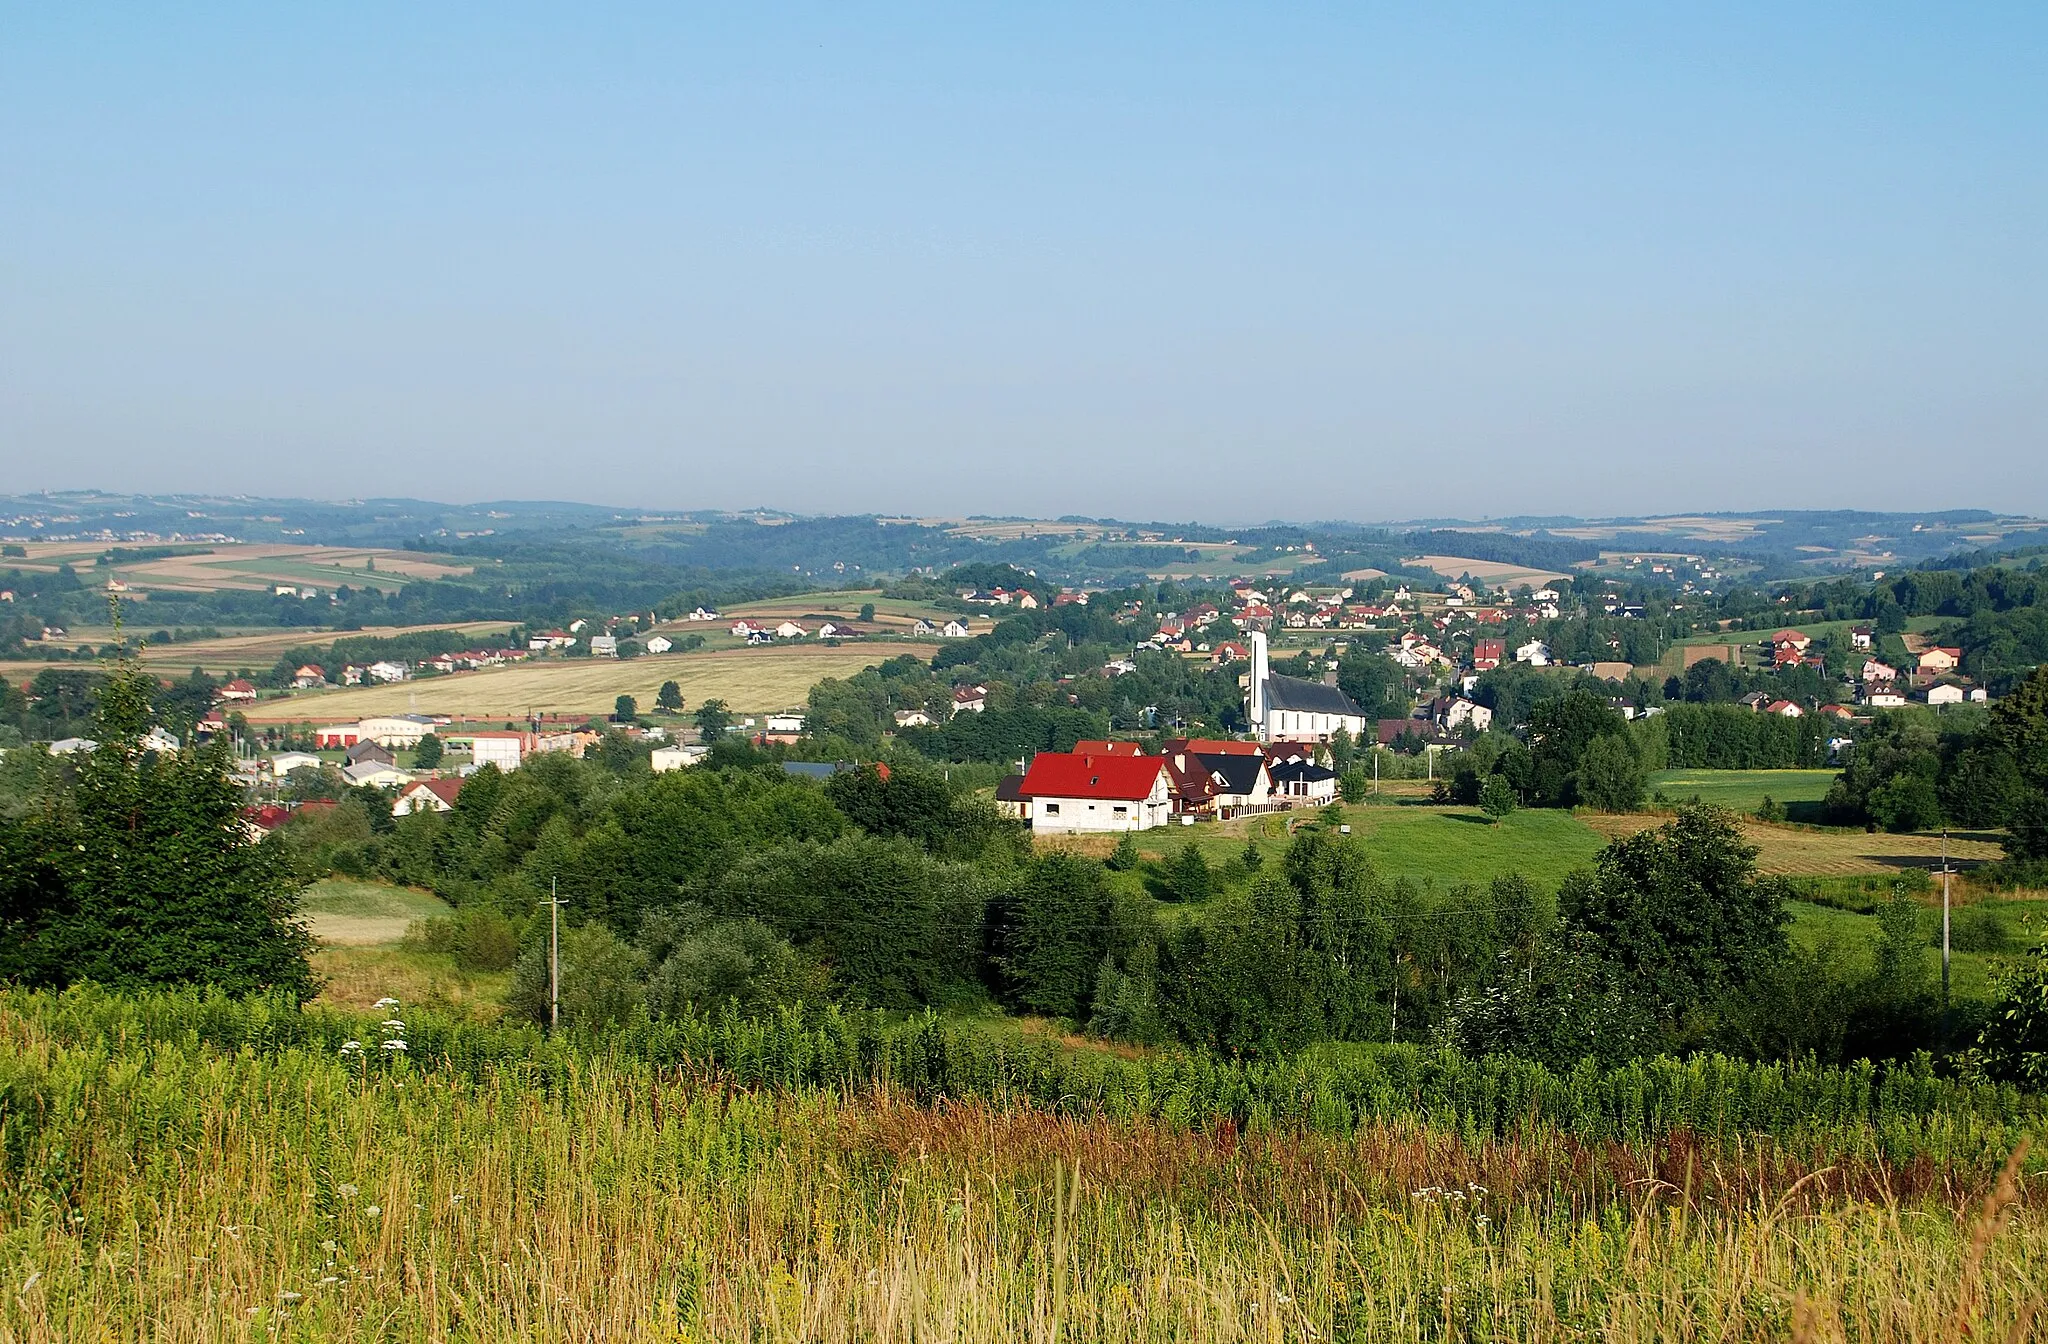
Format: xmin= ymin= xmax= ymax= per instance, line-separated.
xmin=1018 ymin=752 xmax=1166 ymax=801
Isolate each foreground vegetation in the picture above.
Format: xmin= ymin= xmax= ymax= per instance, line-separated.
xmin=2 ymin=989 xmax=2042 ymax=1341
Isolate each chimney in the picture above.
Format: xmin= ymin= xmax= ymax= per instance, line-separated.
xmin=1322 ymin=669 xmax=1339 ymax=688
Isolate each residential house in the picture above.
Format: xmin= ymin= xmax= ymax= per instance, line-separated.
xmin=644 ymin=635 xmax=673 ymax=654
xmin=270 ymin=751 xmax=322 ymax=777
xmin=1771 ymin=629 xmax=1812 ymax=653
xmin=1763 ymin=699 xmax=1805 ymax=718
xmin=1016 ymin=751 xmax=1173 ymax=833
xmin=1924 ymin=683 xmax=1965 ymax=707
xmin=893 ymin=708 xmax=936 ymax=729
xmin=217 ymin=678 xmax=257 ymax=704
xmin=687 ymin=607 xmax=720 ymax=622
xmin=1434 ymin=697 xmax=1493 ymax=734
xmin=1737 ymin=691 xmax=1772 ymax=712
xmin=951 ymin=686 xmax=989 ymax=715
xmin=765 ymin=713 xmax=807 ymax=734
xmin=1074 ymin=740 xmax=1145 ymax=756
xmin=1210 ymin=641 xmax=1251 ymax=665
xmin=1861 ymin=659 xmax=1897 ymax=684
xmin=1269 ymin=758 xmax=1339 ymax=803
xmin=1514 ymin=640 xmax=1551 ymax=667
xmin=1471 ymin=638 xmax=1505 ymax=672
xmin=587 ymin=634 xmax=619 ymax=657
xmin=393 ymin=778 xmax=464 ymax=816
xmin=1917 ymin=647 xmax=1963 ymax=675
xmin=1187 ymin=751 xmax=1272 ymax=819
xmin=528 ymin=631 xmax=575 ymax=651
xmin=366 ymin=660 xmax=409 ymax=684
xmin=291 ymin=664 xmax=327 ymax=689
xmin=342 ymin=760 xmax=411 ymax=789
xmin=1866 ymin=687 xmax=1908 ymax=709
xmin=346 ymin=739 xmax=397 ymax=766
xmin=912 ymin=619 xmax=938 ymax=636
xmin=940 ymin=620 xmax=972 ymax=639
xmin=816 ymin=622 xmax=865 ymax=639
xmin=774 ymin=621 xmax=807 ymax=640
xmin=993 ymin=774 xmax=1031 ymax=820
xmin=650 ymin=745 xmax=708 ymax=772
xmin=240 ymin=804 xmax=293 ymax=840
xmin=1850 ymin=627 xmax=1874 ymax=650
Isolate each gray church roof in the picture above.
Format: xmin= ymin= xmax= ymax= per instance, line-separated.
xmin=1261 ymin=673 xmax=1364 ymax=718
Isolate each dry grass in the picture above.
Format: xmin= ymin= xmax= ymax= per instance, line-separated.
xmin=1403 ymin=554 xmax=1571 ymax=589
xmin=1 ymin=1009 xmax=2041 ymax=1343
xmin=241 ymin=643 xmax=940 ymax=722
xmin=1580 ymin=812 xmax=2008 ymax=877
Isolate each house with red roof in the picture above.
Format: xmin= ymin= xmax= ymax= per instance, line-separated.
xmin=1471 ymin=638 xmax=1505 ymax=672
xmin=1072 ymin=740 xmax=1144 ymax=756
xmin=1015 ymin=751 xmax=1171 ymax=833
xmin=393 ymin=778 xmax=465 ymax=816
xmin=217 ymin=678 xmax=257 ymax=704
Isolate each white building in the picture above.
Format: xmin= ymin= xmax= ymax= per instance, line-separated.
xmin=1017 ymin=751 xmax=1173 ymax=833
xmin=644 ymin=635 xmax=673 ymax=653
xmin=650 ymin=745 xmax=708 ymax=772
xmin=271 ymin=751 xmax=322 ymax=776
xmin=1244 ymin=632 xmax=1370 ymax=744
xmin=765 ymin=713 xmax=806 ymax=734
xmin=366 ymin=660 xmax=410 ymax=684
xmin=465 ymin=732 xmax=526 ymax=770
xmin=1514 ymin=640 xmax=1551 ymax=667
xmin=355 ymin=714 xmax=442 ymax=749
xmin=588 ymin=634 xmax=618 ymax=657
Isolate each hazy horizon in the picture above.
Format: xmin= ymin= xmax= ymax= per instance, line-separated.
xmin=5 ymin=6 xmax=2043 ymax=518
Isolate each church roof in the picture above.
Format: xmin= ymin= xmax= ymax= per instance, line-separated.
xmin=1260 ymin=674 xmax=1363 ymax=718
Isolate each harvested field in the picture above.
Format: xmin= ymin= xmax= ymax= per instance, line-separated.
xmin=1580 ymin=812 xmax=2007 ymax=876
xmin=1402 ymin=554 xmax=1569 ymax=589
xmin=241 ymin=643 xmax=940 ymax=723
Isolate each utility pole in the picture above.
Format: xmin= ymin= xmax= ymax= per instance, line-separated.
xmin=540 ymin=880 xmax=565 ymax=1031
xmin=1939 ymin=830 xmax=1953 ymax=1038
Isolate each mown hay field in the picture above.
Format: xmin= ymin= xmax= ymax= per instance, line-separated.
xmin=2 ymin=992 xmax=2042 ymax=1342
xmin=1649 ymin=767 xmax=1839 ymax=811
xmin=242 ymin=643 xmax=940 ymax=723
xmin=1402 ymin=554 xmax=1571 ymax=589
xmin=0 ymin=622 xmax=517 ymax=682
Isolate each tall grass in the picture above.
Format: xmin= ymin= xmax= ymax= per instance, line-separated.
xmin=0 ymin=991 xmax=2042 ymax=1340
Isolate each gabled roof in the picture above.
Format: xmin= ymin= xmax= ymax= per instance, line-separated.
xmin=1192 ymin=752 xmax=1267 ymax=796
xmin=1162 ymin=738 xmax=1262 ymax=757
xmin=1017 ymin=752 xmax=1166 ymax=801
xmin=1260 ymin=673 xmax=1363 ymax=718
xmin=994 ymin=773 xmax=1029 ymax=803
xmin=401 ymin=778 xmax=464 ymax=806
xmin=1269 ymin=759 xmax=1337 ymax=784
xmin=1072 ymin=740 xmax=1143 ymax=756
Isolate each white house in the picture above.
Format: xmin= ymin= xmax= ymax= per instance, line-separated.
xmin=1439 ymin=698 xmax=1493 ymax=733
xmin=366 ymin=660 xmax=410 ymax=684
xmin=1514 ymin=640 xmax=1552 ymax=667
xmin=941 ymin=620 xmax=971 ymax=638
xmin=587 ymin=634 xmax=618 ymax=657
xmin=774 ymin=621 xmax=807 ymax=640
xmin=1017 ymin=751 xmax=1173 ymax=833
xmin=1924 ymin=683 xmax=1965 ymax=707
xmin=893 ymin=708 xmax=935 ymax=728
xmin=913 ymin=619 xmax=938 ymax=636
xmin=393 ymin=779 xmax=463 ymax=815
xmin=765 ymin=712 xmax=806 ymax=734
xmin=650 ymin=745 xmax=708 ymax=772
xmin=271 ymin=751 xmax=323 ymax=777
xmin=687 ymin=607 xmax=719 ymax=622
xmin=952 ymin=685 xmax=988 ymax=715
xmin=644 ymin=635 xmax=673 ymax=654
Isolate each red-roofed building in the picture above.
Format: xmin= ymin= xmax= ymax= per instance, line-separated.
xmin=240 ymin=804 xmax=293 ymax=839
xmin=1160 ymin=738 xmax=1263 ymax=757
xmin=1071 ymin=740 xmax=1144 ymax=756
xmin=1016 ymin=751 xmax=1171 ymax=832
xmin=1763 ymin=699 xmax=1804 ymax=718
xmin=217 ymin=678 xmax=257 ymax=703
xmin=393 ymin=778 xmax=465 ymax=816
xmin=1471 ymin=638 xmax=1505 ymax=671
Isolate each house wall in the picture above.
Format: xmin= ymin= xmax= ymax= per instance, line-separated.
xmin=1030 ymin=784 xmax=1170 ymax=833
xmin=471 ymin=737 xmax=524 ymax=770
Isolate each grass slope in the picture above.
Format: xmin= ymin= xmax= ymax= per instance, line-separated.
xmin=1650 ymin=768 xmax=1838 ymax=811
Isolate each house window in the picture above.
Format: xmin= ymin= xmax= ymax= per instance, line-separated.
xmin=1042 ymin=803 xmax=1060 ymax=816
xmin=1113 ymin=805 xmax=1128 ymax=815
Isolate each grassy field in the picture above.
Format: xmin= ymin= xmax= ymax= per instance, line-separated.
xmin=240 ymin=643 xmax=938 ymax=722
xmin=1649 ymin=767 xmax=1837 ymax=811
xmin=4 ymin=993 xmax=2041 ymax=1341
xmin=0 ymin=620 xmax=518 ymax=682
xmin=3 ymin=541 xmax=473 ymax=593
xmin=1581 ymin=812 xmax=2007 ymax=877
xmin=298 ymin=878 xmax=452 ymax=946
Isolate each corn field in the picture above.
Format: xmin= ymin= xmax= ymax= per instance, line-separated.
xmin=2 ymin=988 xmax=2043 ymax=1341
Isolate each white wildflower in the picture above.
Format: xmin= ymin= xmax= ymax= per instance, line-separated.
xmin=381 ymin=1039 xmax=407 ymax=1052
xmin=280 ymin=1292 xmax=303 ymax=1303
xmin=380 ymin=1020 xmax=405 ymax=1033
xmin=339 ymin=1041 xmax=363 ymax=1055
xmin=373 ymin=997 xmax=400 ymax=1010
xmin=364 ymin=1205 xmax=381 ymax=1219
xmin=336 ymin=1186 xmax=357 ymax=1200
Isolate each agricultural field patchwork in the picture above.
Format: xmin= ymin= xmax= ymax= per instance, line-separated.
xmin=242 ymin=643 xmax=940 ymax=722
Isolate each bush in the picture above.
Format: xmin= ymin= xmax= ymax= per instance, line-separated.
xmin=1479 ymin=775 xmax=1517 ymax=820
xmin=405 ymin=908 xmax=521 ymax=972
xmin=1948 ymin=903 xmax=2015 ymax=955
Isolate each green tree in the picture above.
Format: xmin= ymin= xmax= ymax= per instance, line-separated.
xmin=694 ymin=698 xmax=732 ymax=739
xmin=507 ymin=921 xmax=648 ymax=1029
xmin=1338 ymin=769 xmax=1368 ymax=804
xmin=1978 ymin=664 xmax=2048 ymax=861
xmin=614 ymin=694 xmax=637 ymax=723
xmin=1167 ymin=844 xmax=1213 ymax=903
xmin=858 ymin=602 xmax=876 ymax=623
xmin=1975 ymin=926 xmax=2048 ymax=1087
xmin=1575 ymin=733 xmax=1646 ymax=812
xmin=0 ymin=657 xmax=313 ymax=996
xmin=997 ymin=852 xmax=1115 ymax=1019
xmin=1329 ymin=725 xmax=1355 ymax=773
xmin=656 ymin=680 xmax=684 ymax=713
xmin=412 ymin=732 xmax=444 ymax=768
xmin=1479 ymin=773 xmax=1517 ymax=820
xmin=1106 ymin=831 xmax=1141 ymax=872
xmin=1559 ymin=805 xmax=1789 ymax=1026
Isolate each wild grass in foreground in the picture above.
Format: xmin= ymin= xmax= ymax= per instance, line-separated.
xmin=1 ymin=992 xmax=2043 ymax=1341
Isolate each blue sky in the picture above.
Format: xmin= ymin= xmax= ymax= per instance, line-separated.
xmin=3 ymin=5 xmax=2043 ymax=521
